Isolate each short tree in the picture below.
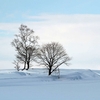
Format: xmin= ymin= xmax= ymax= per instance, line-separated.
xmin=13 ymin=60 xmax=20 ymax=71
xmin=36 ymin=42 xmax=71 ymax=75
xmin=11 ymin=24 xmax=39 ymax=70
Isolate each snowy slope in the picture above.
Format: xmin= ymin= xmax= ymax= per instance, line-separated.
xmin=0 ymin=69 xmax=100 ymax=100
xmin=0 ymin=69 xmax=100 ymax=86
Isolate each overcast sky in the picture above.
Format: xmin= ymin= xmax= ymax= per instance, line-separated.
xmin=0 ymin=0 xmax=100 ymax=69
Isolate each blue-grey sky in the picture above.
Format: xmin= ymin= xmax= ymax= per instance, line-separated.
xmin=0 ymin=0 xmax=100 ymax=69
xmin=0 ymin=0 xmax=100 ymax=22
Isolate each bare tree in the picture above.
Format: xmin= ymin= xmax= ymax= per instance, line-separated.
xmin=11 ymin=24 xmax=39 ymax=70
xmin=13 ymin=60 xmax=20 ymax=71
xmin=36 ymin=42 xmax=71 ymax=75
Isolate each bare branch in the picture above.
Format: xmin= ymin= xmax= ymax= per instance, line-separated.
xmin=11 ymin=24 xmax=39 ymax=70
xmin=36 ymin=42 xmax=71 ymax=75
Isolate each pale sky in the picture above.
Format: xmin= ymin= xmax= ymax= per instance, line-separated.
xmin=0 ymin=0 xmax=100 ymax=69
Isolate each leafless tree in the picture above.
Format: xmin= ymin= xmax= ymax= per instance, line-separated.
xmin=11 ymin=24 xmax=39 ymax=70
xmin=13 ymin=60 xmax=20 ymax=71
xmin=36 ymin=42 xmax=71 ymax=75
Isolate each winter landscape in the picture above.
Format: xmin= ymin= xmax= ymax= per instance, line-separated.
xmin=0 ymin=68 xmax=100 ymax=100
xmin=1 ymin=0 xmax=100 ymax=100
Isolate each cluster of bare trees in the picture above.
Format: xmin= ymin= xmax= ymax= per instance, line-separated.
xmin=11 ymin=25 xmax=39 ymax=70
xmin=11 ymin=24 xmax=71 ymax=75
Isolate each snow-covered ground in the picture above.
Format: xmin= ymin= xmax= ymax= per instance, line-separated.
xmin=0 ymin=69 xmax=100 ymax=100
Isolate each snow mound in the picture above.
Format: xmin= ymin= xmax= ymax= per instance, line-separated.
xmin=13 ymin=71 xmax=27 ymax=76
xmin=66 ymin=72 xmax=84 ymax=80
xmin=66 ymin=69 xmax=100 ymax=80
xmin=0 ymin=69 xmax=100 ymax=82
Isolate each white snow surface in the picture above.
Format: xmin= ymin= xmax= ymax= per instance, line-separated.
xmin=0 ymin=68 xmax=100 ymax=100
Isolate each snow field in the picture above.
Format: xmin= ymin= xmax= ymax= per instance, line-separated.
xmin=0 ymin=69 xmax=100 ymax=100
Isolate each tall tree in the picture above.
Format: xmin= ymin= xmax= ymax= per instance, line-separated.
xmin=11 ymin=24 xmax=39 ymax=70
xmin=36 ymin=42 xmax=71 ymax=75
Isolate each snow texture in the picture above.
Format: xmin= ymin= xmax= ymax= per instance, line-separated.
xmin=0 ymin=69 xmax=100 ymax=100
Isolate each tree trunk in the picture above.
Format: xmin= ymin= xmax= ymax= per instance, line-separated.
xmin=48 ymin=67 xmax=52 ymax=75
xmin=26 ymin=61 xmax=30 ymax=70
xmin=22 ymin=62 xmax=26 ymax=71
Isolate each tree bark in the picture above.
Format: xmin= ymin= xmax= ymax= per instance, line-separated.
xmin=48 ymin=67 xmax=52 ymax=75
xmin=26 ymin=61 xmax=30 ymax=70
